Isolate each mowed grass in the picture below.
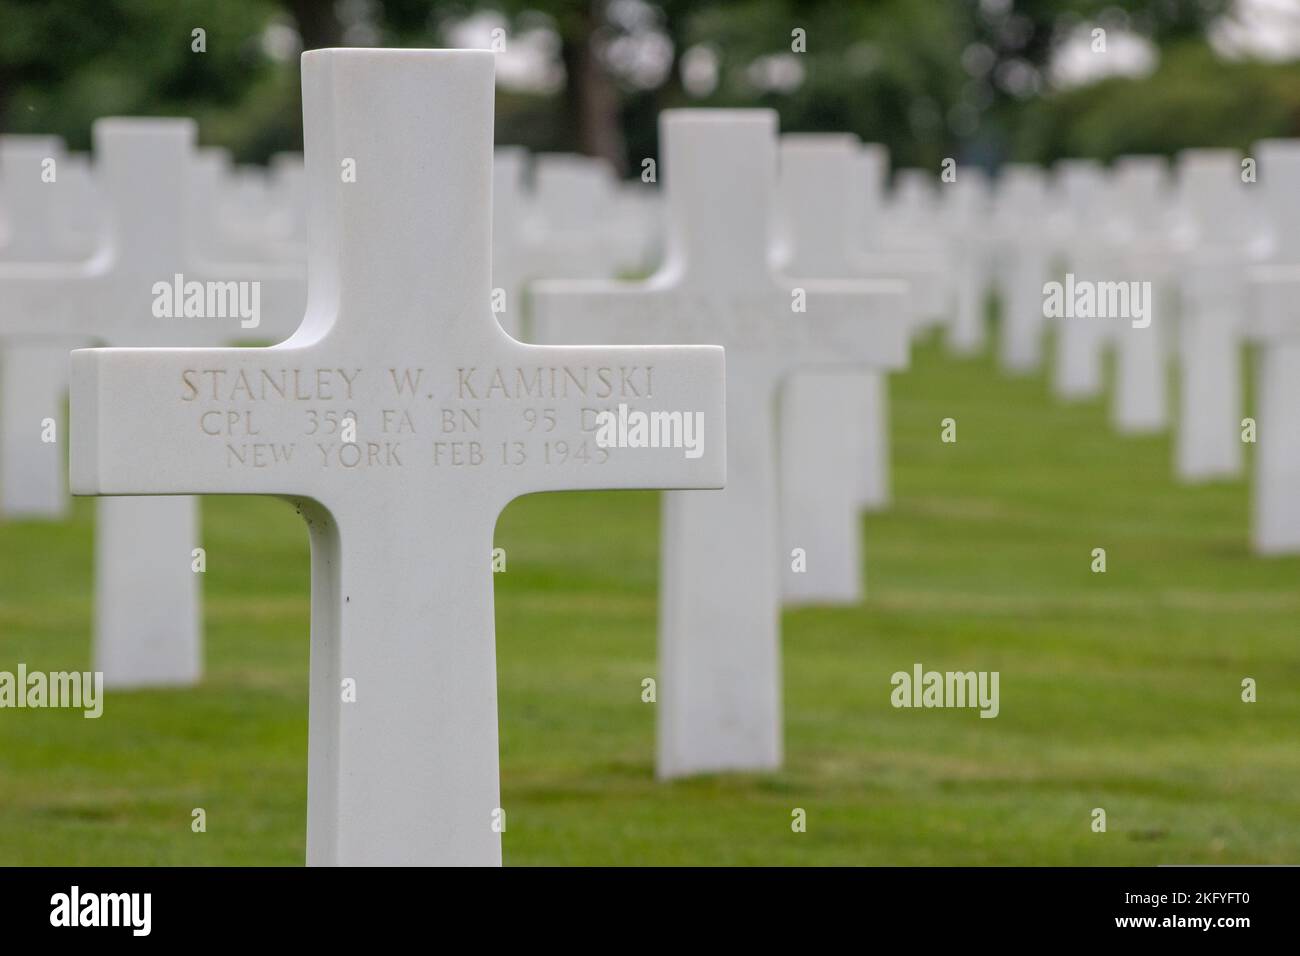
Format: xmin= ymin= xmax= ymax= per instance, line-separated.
xmin=1 ymin=329 xmax=1298 ymax=865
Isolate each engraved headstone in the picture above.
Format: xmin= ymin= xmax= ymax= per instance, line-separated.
xmin=0 ymin=118 xmax=306 ymax=687
xmin=70 ymin=48 xmax=726 ymax=863
xmin=533 ymin=111 xmax=906 ymax=778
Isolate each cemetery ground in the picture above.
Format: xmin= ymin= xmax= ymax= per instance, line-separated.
xmin=1 ymin=331 xmax=1297 ymax=865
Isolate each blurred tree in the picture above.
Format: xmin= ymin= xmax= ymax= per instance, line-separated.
xmin=0 ymin=0 xmax=1297 ymax=175
xmin=1016 ymin=40 xmax=1300 ymax=162
xmin=488 ymin=0 xmax=627 ymax=170
xmin=675 ymin=0 xmax=969 ymax=169
xmin=0 ymin=0 xmax=280 ymax=151
xmin=956 ymin=0 xmax=1235 ymax=163
xmin=283 ymin=0 xmax=343 ymax=50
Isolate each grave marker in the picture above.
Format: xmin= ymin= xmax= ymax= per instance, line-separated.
xmin=523 ymin=153 xmax=636 ymax=280
xmin=532 ymin=112 xmax=906 ymax=776
xmin=0 ymin=118 xmax=306 ymax=687
xmin=1107 ymin=156 xmax=1171 ymax=435
xmin=70 ymin=48 xmax=726 ymax=863
xmin=1 ymin=136 xmax=77 ymax=260
xmin=1051 ymin=159 xmax=1110 ymax=400
xmin=51 ymin=152 xmax=104 ymax=257
xmin=776 ymin=134 xmax=915 ymax=602
xmin=993 ymin=164 xmax=1051 ymax=374
xmin=1173 ymin=148 xmax=1249 ymax=482
xmin=1247 ymin=139 xmax=1300 ymax=553
xmin=0 ymin=136 xmax=84 ymax=518
xmin=944 ymin=168 xmax=993 ymax=356
xmin=268 ymin=152 xmax=308 ymax=258
xmin=886 ymin=168 xmax=949 ymax=330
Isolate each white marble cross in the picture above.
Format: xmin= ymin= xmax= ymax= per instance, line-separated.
xmin=0 ymin=340 xmax=68 ymax=518
xmin=849 ymin=142 xmax=888 ymax=250
xmin=1247 ymin=138 xmax=1300 ymax=553
xmin=531 ymin=111 xmax=906 ymax=777
xmin=776 ymin=134 xmax=913 ymax=603
xmin=0 ymin=135 xmax=86 ymax=518
xmin=993 ymin=164 xmax=1052 ymax=374
xmin=846 ymin=144 xmax=940 ymax=335
xmin=50 ymin=152 xmax=104 ymax=258
xmin=886 ymin=168 xmax=950 ymax=330
xmin=70 ymin=48 xmax=726 ymax=863
xmin=610 ymin=179 xmax=662 ymax=274
xmin=493 ymin=149 xmax=657 ymax=339
xmin=189 ymin=148 xmax=306 ymax=265
xmin=226 ymin=164 xmax=279 ymax=253
xmin=189 ymin=148 xmax=242 ymax=262
xmin=267 ymin=152 xmax=308 ymax=258
xmin=522 ymin=152 xmax=639 ymax=280
xmin=1 ymin=136 xmax=76 ymax=260
xmin=1050 ymin=158 xmax=1110 ymax=400
xmin=1107 ymin=156 xmax=1171 ymax=435
xmin=944 ymin=168 xmax=994 ymax=356
xmin=1173 ymin=148 xmax=1250 ymax=482
xmin=0 ymin=118 xmax=307 ymax=688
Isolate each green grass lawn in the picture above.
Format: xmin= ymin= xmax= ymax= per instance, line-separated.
xmin=1 ymin=331 xmax=1297 ymax=865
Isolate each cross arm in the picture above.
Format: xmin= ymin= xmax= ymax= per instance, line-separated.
xmin=789 ymin=278 xmax=911 ymax=371
xmin=71 ymin=337 xmax=727 ymax=509
xmin=850 ymin=249 xmax=945 ymax=320
xmin=1248 ymin=263 xmax=1300 ymax=342
xmin=0 ymin=261 xmax=100 ymax=340
xmin=496 ymin=339 xmax=725 ymax=500
xmin=70 ymin=344 xmax=316 ymax=498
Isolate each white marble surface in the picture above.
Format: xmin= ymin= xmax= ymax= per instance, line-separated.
xmin=71 ymin=49 xmax=726 ymax=864
xmin=534 ymin=112 xmax=906 ymax=777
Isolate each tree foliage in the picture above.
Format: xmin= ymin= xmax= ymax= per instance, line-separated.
xmin=0 ymin=0 xmax=1292 ymax=171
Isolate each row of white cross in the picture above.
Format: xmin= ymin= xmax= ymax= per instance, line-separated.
xmin=981 ymin=143 xmax=1300 ymax=556
xmin=0 ymin=48 xmax=1296 ymax=864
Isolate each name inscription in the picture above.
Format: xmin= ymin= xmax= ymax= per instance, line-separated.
xmin=179 ymin=365 xmax=656 ymax=472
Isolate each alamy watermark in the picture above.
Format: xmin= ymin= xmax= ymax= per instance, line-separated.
xmin=50 ymin=886 xmax=150 ymax=936
xmin=594 ymin=403 xmax=705 ymax=459
xmin=890 ymin=662 xmax=999 ymax=718
xmin=0 ymin=664 xmax=103 ymax=718
xmin=152 ymin=273 xmax=261 ymax=329
xmin=1042 ymin=272 xmax=1151 ymax=329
